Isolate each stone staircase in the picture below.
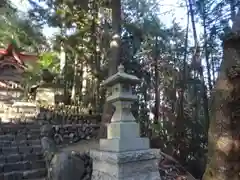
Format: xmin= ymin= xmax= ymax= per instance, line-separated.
xmin=0 ymin=123 xmax=47 ymax=180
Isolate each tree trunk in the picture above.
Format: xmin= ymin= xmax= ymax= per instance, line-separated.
xmin=90 ymin=0 xmax=100 ymax=112
xmin=210 ymin=54 xmax=216 ymax=85
xmin=188 ymin=0 xmax=210 ymax=131
xmin=71 ymin=54 xmax=78 ymax=104
xmin=203 ymin=34 xmax=240 ymax=180
xmin=174 ymin=11 xmax=189 ymax=160
xmin=154 ymin=36 xmax=160 ymax=124
xmin=229 ymin=0 xmax=236 ymax=22
xmin=98 ymin=0 xmax=121 ymax=138
xmin=203 ymin=11 xmax=212 ymax=91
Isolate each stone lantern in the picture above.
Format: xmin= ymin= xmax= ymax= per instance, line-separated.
xmin=100 ymin=64 xmax=149 ymax=151
xmin=90 ymin=65 xmax=161 ymax=180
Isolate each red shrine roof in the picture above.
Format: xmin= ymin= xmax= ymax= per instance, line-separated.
xmin=0 ymin=42 xmax=38 ymax=83
xmin=0 ymin=49 xmax=37 ymax=60
xmin=0 ymin=42 xmax=38 ymax=68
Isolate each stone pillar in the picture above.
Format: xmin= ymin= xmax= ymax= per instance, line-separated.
xmin=91 ymin=65 xmax=161 ymax=180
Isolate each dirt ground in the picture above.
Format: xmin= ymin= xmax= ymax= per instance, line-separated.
xmin=60 ymin=139 xmax=99 ymax=153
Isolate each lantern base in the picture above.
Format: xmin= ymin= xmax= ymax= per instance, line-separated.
xmin=90 ymin=149 xmax=161 ymax=180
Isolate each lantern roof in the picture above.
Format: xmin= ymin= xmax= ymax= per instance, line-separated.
xmin=102 ymin=64 xmax=140 ymax=87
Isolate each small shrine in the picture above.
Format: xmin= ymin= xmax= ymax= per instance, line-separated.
xmin=0 ymin=40 xmax=38 ymax=121
xmin=0 ymin=40 xmax=38 ymax=101
xmin=90 ymin=65 xmax=161 ymax=180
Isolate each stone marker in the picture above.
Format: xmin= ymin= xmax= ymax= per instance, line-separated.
xmin=40 ymin=124 xmax=86 ymax=180
xmin=91 ymin=64 xmax=161 ymax=180
xmin=35 ymin=69 xmax=65 ymax=105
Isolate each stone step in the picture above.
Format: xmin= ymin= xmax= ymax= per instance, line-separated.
xmin=1 ymin=145 xmax=42 ymax=155
xmin=0 ymin=140 xmax=41 ymax=147
xmin=0 ymin=134 xmax=40 ymax=141
xmin=0 ymin=153 xmax=44 ymax=164
xmin=23 ymin=168 xmax=47 ymax=179
xmin=0 ymin=125 xmax=41 ymax=130
xmin=0 ymin=132 xmax=40 ymax=137
xmin=0 ymin=168 xmax=47 ymax=180
xmin=0 ymin=160 xmax=46 ymax=173
xmin=0 ymin=123 xmax=41 ymax=128
xmin=0 ymin=126 xmax=41 ymax=135
xmin=0 ymin=125 xmax=40 ymax=130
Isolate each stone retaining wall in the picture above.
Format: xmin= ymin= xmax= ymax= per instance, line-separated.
xmin=37 ymin=105 xmax=101 ymax=146
xmin=37 ymin=105 xmax=101 ymax=125
xmin=52 ymin=124 xmax=99 ymax=145
xmin=0 ymin=103 xmax=101 ymax=146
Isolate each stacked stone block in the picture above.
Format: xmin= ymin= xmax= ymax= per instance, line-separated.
xmin=52 ymin=124 xmax=99 ymax=145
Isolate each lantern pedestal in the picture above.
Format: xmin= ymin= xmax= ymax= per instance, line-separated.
xmin=91 ymin=149 xmax=161 ymax=180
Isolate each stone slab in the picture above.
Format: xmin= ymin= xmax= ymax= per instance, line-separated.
xmin=107 ymin=122 xmax=140 ymax=139
xmin=36 ymin=88 xmax=55 ymax=105
xmin=99 ymin=137 xmax=149 ymax=152
xmin=90 ymin=149 xmax=161 ymax=180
